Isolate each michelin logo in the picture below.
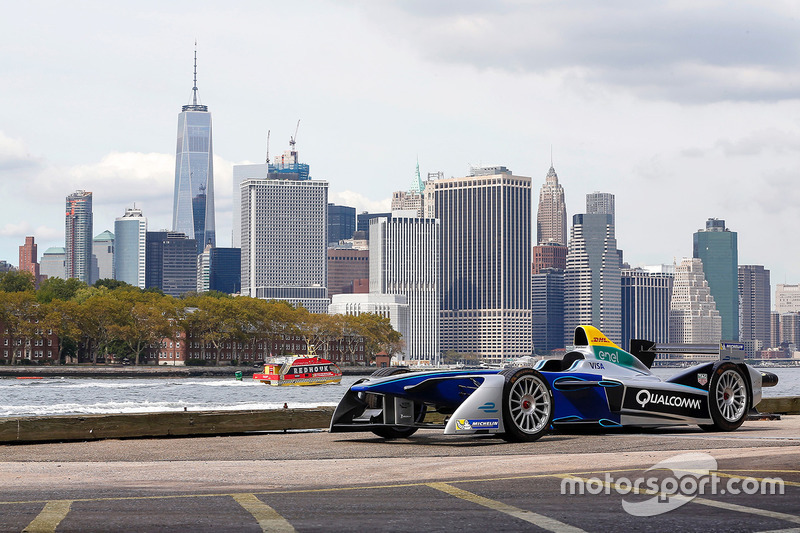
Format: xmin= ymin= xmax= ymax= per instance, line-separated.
xmin=455 ymin=419 xmax=499 ymax=431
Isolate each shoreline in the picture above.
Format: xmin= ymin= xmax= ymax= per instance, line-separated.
xmin=0 ymin=365 xmax=374 ymax=378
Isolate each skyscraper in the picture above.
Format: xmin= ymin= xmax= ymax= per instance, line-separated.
xmin=621 ymin=266 xmax=673 ymax=351
xmin=65 ymin=190 xmax=93 ymax=283
xmin=739 ymin=265 xmax=771 ymax=357
xmin=231 ymin=164 xmax=267 ymax=249
xmin=145 ymin=231 xmax=197 ymax=296
xmin=669 ymin=258 xmax=721 ymax=344
xmin=430 ymin=166 xmax=532 ymax=361
xmin=536 ymin=165 xmax=567 ymax=245
xmin=39 ymin=247 xmax=65 ymax=280
xmin=369 ymin=214 xmax=440 ymax=363
xmin=172 ymin=46 xmax=215 ymax=254
xmin=586 ymin=192 xmax=615 ymax=225
xmin=91 ymin=230 xmax=115 ymax=283
xmin=693 ymin=218 xmax=738 ymax=340
xmin=240 ymin=173 xmax=329 ymax=313
xmin=327 ymin=204 xmax=356 ymax=245
xmin=564 ymin=213 xmax=622 ymax=346
xmin=775 ymin=284 xmax=800 ymax=314
xmin=18 ymin=236 xmax=40 ymax=286
xmin=391 ymin=160 xmax=427 ymax=217
xmin=532 ymin=268 xmax=564 ymax=354
xmin=114 ymin=207 xmax=147 ymax=288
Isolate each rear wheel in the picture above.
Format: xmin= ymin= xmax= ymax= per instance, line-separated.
xmin=366 ymin=367 xmax=424 ymax=439
xmin=699 ymin=362 xmax=749 ymax=432
xmin=499 ymin=368 xmax=553 ymax=442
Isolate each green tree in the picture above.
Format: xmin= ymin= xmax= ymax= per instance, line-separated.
xmin=37 ymin=277 xmax=87 ymax=303
xmin=109 ymin=291 xmax=178 ymax=365
xmin=76 ymin=292 xmax=128 ymax=364
xmin=93 ymin=278 xmax=135 ymax=291
xmin=0 ymin=271 xmax=35 ymax=293
xmin=42 ymin=299 xmax=81 ymax=364
xmin=181 ymin=295 xmax=246 ymax=365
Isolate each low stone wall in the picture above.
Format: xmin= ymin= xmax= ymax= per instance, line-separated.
xmin=757 ymin=396 xmax=800 ymax=415
xmin=0 ymin=407 xmax=336 ymax=444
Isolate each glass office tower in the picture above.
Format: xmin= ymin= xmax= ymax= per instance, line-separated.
xmin=172 ymin=48 xmax=215 ymax=254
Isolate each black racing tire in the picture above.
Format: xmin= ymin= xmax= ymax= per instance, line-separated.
xmin=366 ymin=367 xmax=424 ymax=439
xmin=699 ymin=362 xmax=749 ymax=432
xmin=499 ymin=368 xmax=554 ymax=442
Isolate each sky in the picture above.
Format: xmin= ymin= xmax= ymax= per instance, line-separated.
xmin=2 ymin=1 xmax=800 ymax=291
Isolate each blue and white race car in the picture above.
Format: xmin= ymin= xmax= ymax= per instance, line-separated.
xmin=329 ymin=326 xmax=779 ymax=442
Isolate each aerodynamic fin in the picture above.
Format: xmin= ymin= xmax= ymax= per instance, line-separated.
xmin=573 ymin=326 xmax=622 ymax=350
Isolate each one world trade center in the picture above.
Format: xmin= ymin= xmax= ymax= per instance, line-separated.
xmin=172 ymin=46 xmax=215 ymax=253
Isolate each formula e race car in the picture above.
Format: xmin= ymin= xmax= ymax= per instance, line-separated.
xmin=329 ymin=326 xmax=779 ymax=442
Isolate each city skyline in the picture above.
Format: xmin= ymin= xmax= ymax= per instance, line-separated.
xmin=2 ymin=2 xmax=800 ymax=291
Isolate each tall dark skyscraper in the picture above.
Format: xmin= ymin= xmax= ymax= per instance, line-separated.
xmin=172 ymin=45 xmax=215 ymax=254
xmin=693 ymin=218 xmax=739 ymax=341
xmin=739 ymin=265 xmax=771 ymax=356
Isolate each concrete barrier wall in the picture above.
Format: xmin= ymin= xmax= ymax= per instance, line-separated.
xmin=0 ymin=408 xmax=336 ymax=444
xmin=1 ymin=397 xmax=796 ymax=444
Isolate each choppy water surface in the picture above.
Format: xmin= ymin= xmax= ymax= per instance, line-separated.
xmin=0 ymin=375 xmax=363 ymax=417
xmin=1 ymin=367 xmax=798 ymax=417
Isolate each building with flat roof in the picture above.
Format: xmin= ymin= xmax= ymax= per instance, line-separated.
xmin=65 ymin=190 xmax=93 ymax=283
xmin=621 ymin=267 xmax=673 ymax=351
xmin=18 ymin=236 xmax=41 ymax=287
xmin=369 ymin=214 xmax=440 ymax=364
xmin=775 ymin=284 xmax=800 ymax=314
xmin=739 ymin=265 xmax=771 ymax=357
xmin=669 ymin=258 xmax=722 ymax=344
xmin=114 ymin=207 xmax=147 ymax=288
xmin=240 ymin=175 xmax=329 ymax=313
xmin=429 ymin=166 xmax=532 ymax=361
xmin=693 ymin=218 xmax=739 ymax=340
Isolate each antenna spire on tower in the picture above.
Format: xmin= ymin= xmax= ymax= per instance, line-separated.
xmin=192 ymin=40 xmax=199 ymax=106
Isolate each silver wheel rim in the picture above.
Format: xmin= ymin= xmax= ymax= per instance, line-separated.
xmin=716 ymin=369 xmax=747 ymax=422
xmin=508 ymin=375 xmax=551 ymax=434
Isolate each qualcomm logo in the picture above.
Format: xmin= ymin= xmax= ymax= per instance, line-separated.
xmin=636 ymin=390 xmax=701 ymax=410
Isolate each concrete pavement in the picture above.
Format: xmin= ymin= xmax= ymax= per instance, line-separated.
xmin=1 ymin=417 xmax=798 ymax=532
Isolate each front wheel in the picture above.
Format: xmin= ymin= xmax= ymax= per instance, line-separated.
xmin=366 ymin=367 xmax=424 ymax=439
xmin=699 ymin=362 xmax=749 ymax=432
xmin=499 ymin=368 xmax=554 ymax=442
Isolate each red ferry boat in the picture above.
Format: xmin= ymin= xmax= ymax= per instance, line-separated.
xmin=253 ymin=354 xmax=342 ymax=386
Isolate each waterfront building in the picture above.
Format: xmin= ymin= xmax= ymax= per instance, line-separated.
xmin=536 ymin=165 xmax=567 ymax=245
xmin=532 ymin=268 xmax=564 ymax=354
xmin=329 ymin=293 xmax=409 ymax=360
xmin=18 ymin=236 xmax=41 ymax=287
xmin=240 ymin=174 xmax=329 ymax=313
xmin=739 ymin=265 xmax=771 ymax=357
xmin=145 ymin=231 xmax=197 ymax=297
xmin=327 ymin=248 xmax=369 ymax=297
xmin=91 ymin=231 xmax=115 ymax=283
xmin=328 ymin=204 xmax=356 ymax=246
xmin=369 ymin=214 xmax=440 ymax=364
xmin=172 ymin=47 xmax=215 ymax=253
xmin=39 ymin=247 xmax=65 ymax=280
xmin=564 ymin=213 xmax=622 ymax=346
xmin=586 ymin=192 xmax=615 ymax=225
xmin=429 ymin=166 xmax=532 ymax=361
xmin=669 ymin=258 xmax=722 ymax=344
xmin=775 ymin=284 xmax=800 ymax=314
xmin=693 ymin=218 xmax=739 ymax=340
xmin=114 ymin=207 xmax=147 ymax=288
xmin=621 ymin=267 xmax=673 ymax=351
xmin=65 ymin=190 xmax=93 ymax=283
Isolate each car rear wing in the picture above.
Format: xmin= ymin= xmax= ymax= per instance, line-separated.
xmin=630 ymin=339 xmax=746 ymax=366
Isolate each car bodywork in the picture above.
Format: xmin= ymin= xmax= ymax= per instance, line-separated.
xmin=329 ymin=325 xmax=778 ymax=442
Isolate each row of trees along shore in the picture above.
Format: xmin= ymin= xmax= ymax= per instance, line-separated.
xmin=0 ymin=271 xmax=402 ymax=366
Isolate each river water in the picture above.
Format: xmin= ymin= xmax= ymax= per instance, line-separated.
xmin=1 ymin=368 xmax=798 ymax=418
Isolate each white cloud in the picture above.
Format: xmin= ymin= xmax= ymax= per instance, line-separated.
xmin=329 ymin=190 xmax=391 ymax=214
